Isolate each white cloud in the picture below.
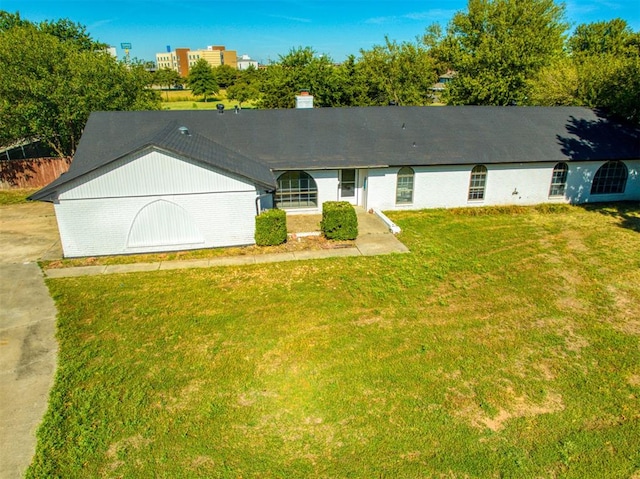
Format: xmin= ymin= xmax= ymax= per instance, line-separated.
xmin=268 ymin=14 xmax=312 ymax=23
xmin=365 ymin=9 xmax=457 ymax=25
xmin=88 ymin=18 xmax=116 ymax=30
xmin=566 ymin=0 xmax=623 ymax=15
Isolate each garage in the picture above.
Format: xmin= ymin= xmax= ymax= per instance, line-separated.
xmin=30 ymin=116 xmax=276 ymax=257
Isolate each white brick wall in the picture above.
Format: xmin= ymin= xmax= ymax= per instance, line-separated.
xmin=55 ymin=149 xmax=260 ymax=257
xmin=365 ymin=160 xmax=640 ymax=211
xmin=56 ymin=192 xmax=257 ymax=257
xmin=55 ymin=157 xmax=639 ymax=256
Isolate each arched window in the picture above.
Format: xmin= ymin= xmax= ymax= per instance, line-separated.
xmin=549 ymin=162 xmax=568 ymax=197
xmin=591 ymin=161 xmax=628 ymax=195
xmin=468 ymin=165 xmax=487 ymax=200
xmin=275 ymin=171 xmax=318 ymax=208
xmin=396 ymin=167 xmax=415 ymax=204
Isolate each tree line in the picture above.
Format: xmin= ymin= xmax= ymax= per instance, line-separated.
xmin=0 ymin=12 xmax=160 ymax=157
xmin=1 ymin=0 xmax=639 ymax=158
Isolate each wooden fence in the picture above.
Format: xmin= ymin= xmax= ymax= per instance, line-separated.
xmin=0 ymin=157 xmax=71 ymax=189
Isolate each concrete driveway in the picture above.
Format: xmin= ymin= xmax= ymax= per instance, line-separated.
xmin=0 ymin=203 xmax=62 ymax=263
xmin=0 ymin=202 xmax=61 ymax=478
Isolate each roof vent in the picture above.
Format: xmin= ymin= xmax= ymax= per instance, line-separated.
xmin=178 ymin=126 xmax=190 ymax=136
xmin=216 ymin=103 xmax=225 ymax=114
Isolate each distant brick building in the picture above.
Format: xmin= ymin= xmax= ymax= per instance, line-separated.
xmin=156 ymin=46 xmax=238 ymax=76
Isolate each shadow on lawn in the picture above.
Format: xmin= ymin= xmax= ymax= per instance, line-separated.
xmin=578 ymin=201 xmax=640 ymax=233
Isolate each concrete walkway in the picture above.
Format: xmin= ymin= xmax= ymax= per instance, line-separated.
xmin=0 ymin=204 xmax=60 ymax=479
xmin=44 ymin=210 xmax=409 ymax=278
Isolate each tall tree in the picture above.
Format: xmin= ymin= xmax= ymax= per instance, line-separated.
xmin=528 ymin=19 xmax=640 ymax=123
xmin=332 ymin=55 xmax=370 ymax=107
xmin=258 ymin=47 xmax=342 ymax=108
xmin=527 ymin=58 xmax=580 ymax=106
xmin=186 ymin=59 xmax=219 ymax=102
xmin=358 ymin=36 xmax=437 ymax=106
xmin=0 ymin=10 xmax=28 ymax=30
xmin=213 ymin=64 xmax=239 ymax=89
xmin=0 ymin=16 xmax=159 ymax=156
xmin=569 ymin=19 xmax=640 ymax=122
xmin=154 ymin=67 xmax=182 ymax=100
xmin=227 ymin=66 xmax=260 ymax=108
xmin=227 ymin=81 xmax=259 ymax=108
xmin=568 ymin=18 xmax=637 ymax=57
xmin=443 ymin=0 xmax=568 ymax=105
xmin=38 ymin=18 xmax=103 ymax=51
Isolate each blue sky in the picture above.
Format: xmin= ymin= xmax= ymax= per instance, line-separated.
xmin=3 ymin=0 xmax=640 ymax=63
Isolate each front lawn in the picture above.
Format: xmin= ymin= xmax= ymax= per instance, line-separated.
xmin=29 ymin=204 xmax=640 ymax=478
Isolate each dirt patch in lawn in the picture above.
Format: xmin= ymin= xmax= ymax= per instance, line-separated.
xmin=105 ymin=434 xmax=153 ymax=471
xmin=478 ymin=389 xmax=564 ymax=432
xmin=450 ymin=384 xmax=564 ymax=432
xmin=606 ymin=284 xmax=640 ymax=335
xmin=153 ymin=379 xmax=205 ymax=413
xmin=560 ymin=229 xmax=589 ymax=254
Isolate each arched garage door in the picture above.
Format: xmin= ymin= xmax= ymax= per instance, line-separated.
xmin=127 ymin=200 xmax=204 ymax=248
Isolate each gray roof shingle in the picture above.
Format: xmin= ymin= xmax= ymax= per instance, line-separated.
xmin=30 ymin=106 xmax=639 ymax=201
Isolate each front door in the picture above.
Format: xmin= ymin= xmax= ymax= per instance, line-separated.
xmin=339 ymin=169 xmax=357 ymax=205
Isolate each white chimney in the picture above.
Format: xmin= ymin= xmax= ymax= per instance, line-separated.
xmin=296 ymin=90 xmax=313 ymax=109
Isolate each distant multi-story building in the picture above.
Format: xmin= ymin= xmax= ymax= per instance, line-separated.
xmin=156 ymin=45 xmax=238 ymax=77
xmin=156 ymin=49 xmax=185 ymax=75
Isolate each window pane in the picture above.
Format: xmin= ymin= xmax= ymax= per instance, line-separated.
xmin=341 ymin=169 xmax=356 ymax=197
xmin=396 ymin=167 xmax=414 ymax=204
xmin=591 ymin=161 xmax=628 ymax=195
xmin=468 ymin=165 xmax=487 ymax=200
xmin=549 ymin=162 xmax=568 ymax=197
xmin=275 ymin=171 xmax=318 ymax=208
xmin=342 ymin=169 xmax=355 ymax=182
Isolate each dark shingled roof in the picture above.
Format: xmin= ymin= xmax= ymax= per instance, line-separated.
xmin=30 ymin=106 xmax=640 ymax=201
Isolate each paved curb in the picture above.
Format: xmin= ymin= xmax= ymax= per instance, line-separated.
xmin=43 ymin=236 xmax=409 ymax=279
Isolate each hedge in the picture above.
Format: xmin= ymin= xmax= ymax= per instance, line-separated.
xmin=255 ymin=209 xmax=287 ymax=246
xmin=320 ymin=201 xmax=358 ymax=240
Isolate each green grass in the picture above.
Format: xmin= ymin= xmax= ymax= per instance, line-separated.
xmin=162 ymin=99 xmax=256 ymax=111
xmin=160 ymin=88 xmax=256 ymax=110
xmin=28 ymin=203 xmax=640 ymax=478
xmin=0 ymin=188 xmax=39 ymax=205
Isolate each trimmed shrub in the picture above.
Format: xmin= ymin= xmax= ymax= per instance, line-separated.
xmin=321 ymin=201 xmax=358 ymax=240
xmin=255 ymin=209 xmax=287 ymax=246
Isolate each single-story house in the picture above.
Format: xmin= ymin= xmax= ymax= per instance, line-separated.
xmin=31 ymin=106 xmax=639 ymax=257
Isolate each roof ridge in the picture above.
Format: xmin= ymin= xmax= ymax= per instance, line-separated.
xmin=151 ymin=122 xmax=276 ymax=188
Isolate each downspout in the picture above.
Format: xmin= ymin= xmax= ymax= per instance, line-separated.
xmin=255 ymin=191 xmax=274 ymax=215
